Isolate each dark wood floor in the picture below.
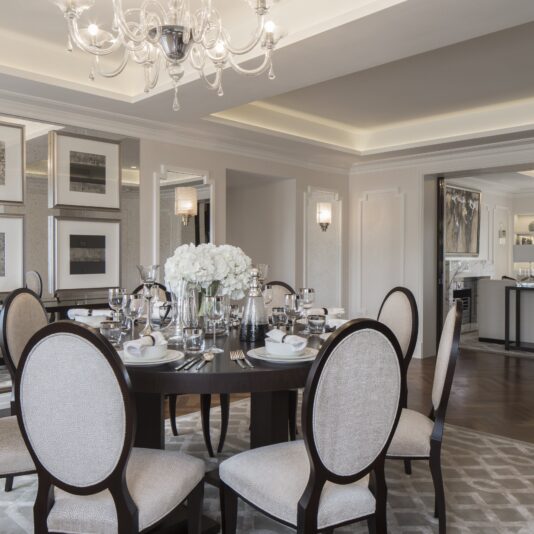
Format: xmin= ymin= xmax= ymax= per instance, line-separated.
xmin=169 ymin=348 xmax=534 ymax=443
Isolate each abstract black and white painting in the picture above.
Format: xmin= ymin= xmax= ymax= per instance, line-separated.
xmin=445 ymin=185 xmax=481 ymax=256
xmin=0 ymin=122 xmax=24 ymax=203
xmin=51 ymin=217 xmax=120 ymax=291
xmin=0 ymin=216 xmax=24 ymax=292
xmin=70 ymin=234 xmax=106 ymax=275
xmin=69 ymin=151 xmax=107 ymax=194
xmin=50 ymin=132 xmax=120 ymax=209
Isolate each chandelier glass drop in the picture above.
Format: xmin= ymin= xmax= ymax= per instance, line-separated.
xmin=53 ymin=0 xmax=282 ymax=111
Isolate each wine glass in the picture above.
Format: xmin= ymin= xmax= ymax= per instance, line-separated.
xmin=299 ymin=288 xmax=315 ymax=316
xmin=256 ymin=263 xmax=269 ymax=288
xmin=136 ymin=264 xmax=159 ymax=336
xmin=128 ymin=295 xmax=146 ymax=338
xmin=205 ymin=295 xmax=224 ymax=354
xmin=271 ymin=306 xmax=287 ymax=328
xmin=109 ymin=288 xmax=126 ymax=322
xmin=284 ymin=293 xmax=301 ymax=328
xmin=263 ymin=285 xmax=273 ymax=307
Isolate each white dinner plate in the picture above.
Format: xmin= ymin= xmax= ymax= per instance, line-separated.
xmin=118 ymin=349 xmax=185 ymax=367
xmin=247 ymin=347 xmax=318 ymax=363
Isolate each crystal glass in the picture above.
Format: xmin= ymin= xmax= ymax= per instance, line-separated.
xmin=299 ymin=288 xmax=315 ymax=316
xmin=284 ymin=293 xmax=301 ymax=327
xmin=136 ymin=264 xmax=159 ymax=336
xmin=205 ymin=295 xmax=225 ymax=353
xmin=263 ymin=285 xmax=273 ymax=306
xmin=256 ymin=263 xmax=269 ymax=286
xmin=183 ymin=327 xmax=205 ymax=354
xmin=127 ymin=295 xmax=146 ymax=338
xmin=271 ymin=306 xmax=287 ymax=328
xmin=109 ymin=288 xmax=126 ymax=321
xmin=182 ymin=286 xmax=200 ymax=328
xmin=121 ymin=293 xmax=135 ymax=336
xmin=308 ymin=314 xmax=326 ymax=334
xmin=100 ymin=321 xmax=122 ymax=347
xmin=229 ymin=304 xmax=241 ymax=328
xmin=160 ymin=279 xmax=187 ymax=346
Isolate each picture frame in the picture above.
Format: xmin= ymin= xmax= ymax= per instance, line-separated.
xmin=0 ymin=214 xmax=24 ymax=293
xmin=49 ymin=131 xmax=121 ymax=209
xmin=445 ymin=185 xmax=481 ymax=257
xmin=49 ymin=216 xmax=120 ymax=292
xmin=0 ymin=121 xmax=24 ymax=203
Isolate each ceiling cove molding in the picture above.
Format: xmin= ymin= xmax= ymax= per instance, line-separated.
xmin=350 ymin=136 xmax=534 ymax=175
xmin=0 ymin=90 xmax=353 ymax=175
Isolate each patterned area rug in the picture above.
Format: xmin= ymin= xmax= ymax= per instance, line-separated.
xmin=2 ymin=399 xmax=534 ymax=533
xmin=460 ymin=332 xmax=534 ymax=360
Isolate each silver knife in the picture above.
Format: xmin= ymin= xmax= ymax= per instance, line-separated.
xmin=235 ymin=358 xmax=246 ymax=369
xmin=175 ymin=358 xmax=195 ymax=371
xmin=195 ymin=360 xmax=208 ymax=371
xmin=184 ymin=357 xmax=201 ymax=371
xmin=243 ymin=357 xmax=255 ymax=368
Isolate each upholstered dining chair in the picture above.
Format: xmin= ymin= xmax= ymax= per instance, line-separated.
xmin=25 ymin=271 xmax=43 ymax=298
xmin=220 ymin=318 xmax=404 ymax=534
xmin=386 ymin=300 xmax=462 ymax=534
xmin=0 ymin=288 xmax=49 ymax=491
xmin=377 ymin=286 xmax=419 ymax=475
xmin=16 ymin=321 xmax=205 ymax=534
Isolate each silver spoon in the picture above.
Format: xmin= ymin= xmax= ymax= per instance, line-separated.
xmin=195 ymin=351 xmax=215 ymax=371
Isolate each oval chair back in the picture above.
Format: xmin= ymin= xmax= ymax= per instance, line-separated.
xmin=0 ymin=288 xmax=49 ymax=388
xmin=25 ymin=271 xmax=43 ymax=298
xmin=264 ymin=280 xmax=296 ymax=314
xmin=298 ymin=319 xmax=404 ymax=530
xmin=15 ymin=321 xmax=138 ymax=530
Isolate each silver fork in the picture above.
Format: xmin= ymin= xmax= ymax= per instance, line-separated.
xmin=234 ymin=349 xmax=254 ymax=368
xmin=230 ymin=350 xmax=246 ymax=369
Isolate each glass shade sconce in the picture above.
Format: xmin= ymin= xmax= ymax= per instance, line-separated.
xmin=316 ymin=202 xmax=332 ymax=232
xmin=175 ymin=187 xmax=198 ymax=226
xmin=498 ymin=224 xmax=506 ymax=246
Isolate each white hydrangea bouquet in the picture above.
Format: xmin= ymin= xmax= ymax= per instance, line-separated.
xmin=164 ymin=243 xmax=252 ymax=300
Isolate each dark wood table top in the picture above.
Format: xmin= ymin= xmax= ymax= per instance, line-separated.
xmin=126 ymin=326 xmax=323 ymax=395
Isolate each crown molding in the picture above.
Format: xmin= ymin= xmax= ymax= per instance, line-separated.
xmin=0 ymin=90 xmax=353 ymax=176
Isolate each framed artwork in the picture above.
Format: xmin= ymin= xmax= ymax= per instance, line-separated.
xmin=49 ymin=132 xmax=121 ymax=209
xmin=49 ymin=217 xmax=120 ymax=292
xmin=0 ymin=215 xmax=24 ymax=293
xmin=445 ymin=185 xmax=481 ymax=256
xmin=0 ymin=121 xmax=24 ymax=203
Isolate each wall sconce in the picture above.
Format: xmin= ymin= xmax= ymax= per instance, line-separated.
xmin=175 ymin=186 xmax=198 ymax=226
xmin=316 ymin=202 xmax=332 ymax=232
xmin=498 ymin=225 xmax=507 ymax=246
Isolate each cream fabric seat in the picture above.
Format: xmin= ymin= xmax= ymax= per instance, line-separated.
xmin=220 ymin=441 xmax=373 ymax=530
xmin=48 ymin=448 xmax=204 ymax=533
xmin=387 ymin=409 xmax=434 ymax=458
xmin=0 ymin=416 xmax=34 ymax=475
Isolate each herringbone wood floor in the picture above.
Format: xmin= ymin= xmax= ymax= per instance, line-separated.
xmin=168 ymin=348 xmax=534 ymax=443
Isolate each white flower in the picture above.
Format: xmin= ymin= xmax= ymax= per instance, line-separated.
xmin=164 ymin=243 xmax=252 ymax=300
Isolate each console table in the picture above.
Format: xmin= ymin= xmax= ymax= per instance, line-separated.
xmin=505 ymin=285 xmax=534 ymax=352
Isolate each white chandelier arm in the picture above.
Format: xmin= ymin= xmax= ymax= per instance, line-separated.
xmin=220 ymin=15 xmax=265 ymax=56
xmin=190 ymin=6 xmax=211 ymax=42
xmin=189 ymin=44 xmax=207 ymax=70
xmin=67 ymin=17 xmax=122 ymax=56
xmin=95 ymin=49 xmax=131 ymax=78
xmin=144 ymin=57 xmax=161 ymax=92
xmin=227 ymin=48 xmax=272 ymax=76
xmin=200 ymin=66 xmax=223 ymax=91
xmin=112 ymin=0 xmax=163 ymax=44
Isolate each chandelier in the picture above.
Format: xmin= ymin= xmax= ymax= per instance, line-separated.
xmin=53 ymin=0 xmax=282 ymax=111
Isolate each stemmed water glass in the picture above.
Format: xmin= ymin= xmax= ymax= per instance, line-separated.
xmin=205 ymin=295 xmax=224 ymax=354
xmin=256 ymin=264 xmax=269 ymax=288
xmin=136 ymin=264 xmax=159 ymax=336
xmin=263 ymin=285 xmax=273 ymax=307
xmin=299 ymin=288 xmax=315 ymax=316
xmin=284 ymin=293 xmax=301 ymax=328
xmin=109 ymin=288 xmax=126 ymax=321
xmin=124 ymin=294 xmax=145 ymax=338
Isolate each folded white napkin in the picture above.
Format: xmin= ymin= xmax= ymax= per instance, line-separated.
xmin=67 ymin=308 xmax=110 ymax=320
xmin=306 ymin=307 xmax=345 ymax=317
xmin=327 ymin=318 xmax=348 ymax=329
xmin=123 ymin=332 xmax=167 ymax=358
xmin=74 ymin=316 xmax=109 ymax=329
xmin=266 ymin=329 xmax=307 ymax=352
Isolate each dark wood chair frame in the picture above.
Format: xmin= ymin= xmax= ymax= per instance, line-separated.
xmin=387 ymin=299 xmax=462 ymax=534
xmin=265 ymin=280 xmax=300 ymax=440
xmin=133 ymin=283 xmax=230 ymax=457
xmin=15 ymin=321 xmax=204 ymax=534
xmin=220 ymin=318 xmax=405 ymax=534
xmin=25 ymin=271 xmax=44 ymax=298
xmin=0 ymin=288 xmax=47 ymax=491
xmin=377 ymin=286 xmax=419 ymax=475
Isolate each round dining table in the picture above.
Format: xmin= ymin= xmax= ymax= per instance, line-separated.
xmin=126 ymin=326 xmax=321 ymax=451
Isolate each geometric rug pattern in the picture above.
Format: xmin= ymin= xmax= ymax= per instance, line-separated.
xmin=2 ymin=399 xmax=534 ymax=533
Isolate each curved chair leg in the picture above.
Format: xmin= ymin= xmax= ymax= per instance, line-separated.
xmin=200 ymin=394 xmax=215 ymax=458
xmin=5 ymin=475 xmax=13 ymax=492
xmin=404 ymin=459 xmax=412 ymax=475
xmin=217 ymin=394 xmax=230 ymax=454
xmin=187 ymin=481 xmax=204 ymax=534
xmin=430 ymin=451 xmax=446 ymax=533
xmin=220 ymin=482 xmax=238 ymax=534
xmin=288 ymin=389 xmax=298 ymax=441
xmin=168 ymin=394 xmax=179 ymax=437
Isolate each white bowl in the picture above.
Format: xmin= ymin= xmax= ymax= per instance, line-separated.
xmin=265 ymin=338 xmax=307 ymax=357
xmin=140 ymin=343 xmax=168 ymax=360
